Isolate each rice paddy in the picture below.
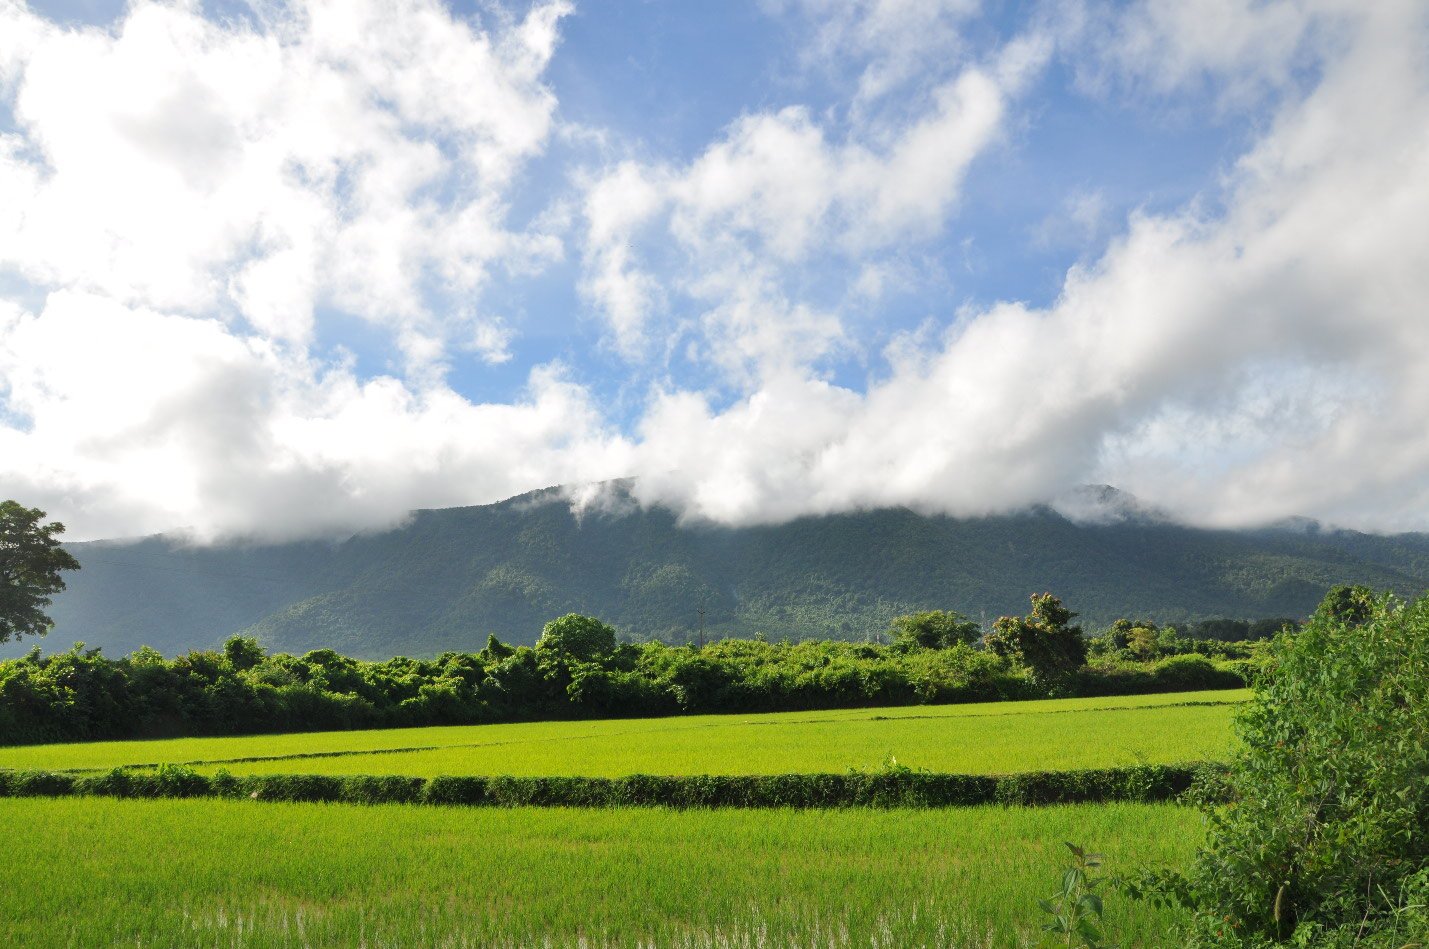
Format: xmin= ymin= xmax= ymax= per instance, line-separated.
xmin=0 ymin=689 xmax=1243 ymax=945
xmin=0 ymin=688 xmax=1247 ymax=777
xmin=0 ymin=796 xmax=1201 ymax=947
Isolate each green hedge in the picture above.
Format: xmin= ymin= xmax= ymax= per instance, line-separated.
xmin=0 ymin=762 xmax=1224 ymax=809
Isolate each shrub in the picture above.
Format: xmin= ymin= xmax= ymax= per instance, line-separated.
xmin=244 ymin=774 xmax=347 ymax=802
xmin=1136 ymin=587 xmax=1429 ymax=945
xmin=223 ymin=635 xmax=266 ymax=672
xmin=1147 ymin=655 xmax=1240 ymax=691
xmin=0 ymin=763 xmax=1211 ymax=809
xmin=888 ymin=611 xmax=981 ymax=651
xmin=423 ymin=775 xmax=490 ymax=806
xmin=339 ymin=775 xmax=425 ymax=805
xmin=0 ymin=768 xmax=76 ymax=796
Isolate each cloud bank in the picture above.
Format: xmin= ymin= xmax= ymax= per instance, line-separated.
xmin=1 ymin=0 xmax=1427 ymax=541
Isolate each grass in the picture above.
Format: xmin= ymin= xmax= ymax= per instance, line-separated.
xmin=0 ymin=796 xmax=1202 ymax=947
xmin=0 ymin=688 xmax=1247 ymax=777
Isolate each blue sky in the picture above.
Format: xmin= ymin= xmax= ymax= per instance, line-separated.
xmin=254 ymin=0 xmax=1243 ymax=403
xmin=1 ymin=0 xmax=1426 ymax=540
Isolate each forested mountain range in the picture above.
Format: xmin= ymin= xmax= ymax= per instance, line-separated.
xmin=16 ymin=484 xmax=1429 ymax=659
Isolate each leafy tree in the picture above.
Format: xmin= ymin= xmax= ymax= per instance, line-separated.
xmin=480 ymin=633 xmax=514 ymax=661
xmin=223 ymin=635 xmax=265 ymax=671
xmin=1135 ymin=587 xmax=1429 ymax=945
xmin=888 ymin=610 xmax=981 ymax=651
xmin=1126 ymin=624 xmax=1159 ymax=661
xmin=0 ymin=501 xmax=82 ymax=644
xmin=985 ymin=593 xmax=1087 ymax=692
xmin=536 ymin=614 xmax=617 ymax=662
xmin=1315 ymin=583 xmax=1375 ymax=626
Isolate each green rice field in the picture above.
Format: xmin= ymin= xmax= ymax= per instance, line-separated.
xmin=0 ymin=796 xmax=1201 ymax=947
xmin=1 ymin=688 xmax=1247 ymax=777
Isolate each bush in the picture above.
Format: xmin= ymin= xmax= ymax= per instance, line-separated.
xmin=1147 ymin=655 xmax=1243 ymax=691
xmin=0 ymin=762 xmax=1212 ymax=809
xmin=888 ymin=611 xmax=981 ymax=651
xmin=1137 ymin=587 xmax=1429 ymax=946
xmin=243 ymin=774 xmax=347 ymax=802
xmin=0 ymin=769 xmax=76 ymax=796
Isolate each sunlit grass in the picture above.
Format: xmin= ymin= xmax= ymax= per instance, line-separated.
xmin=197 ymin=701 xmax=1236 ymax=778
xmin=0 ymin=796 xmax=1201 ymax=947
xmin=0 ymin=688 xmax=1247 ymax=776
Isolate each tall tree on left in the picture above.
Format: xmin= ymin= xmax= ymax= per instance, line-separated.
xmin=0 ymin=501 xmax=82 ymax=644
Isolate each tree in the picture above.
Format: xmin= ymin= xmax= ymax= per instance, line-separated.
xmin=984 ymin=592 xmax=1087 ymax=691
xmin=0 ymin=501 xmax=82 ymax=644
xmin=1126 ymin=623 xmax=1159 ymax=661
xmin=535 ymin=614 xmax=617 ymax=662
xmin=887 ymin=610 xmax=981 ymax=650
xmin=223 ymin=635 xmax=266 ymax=671
xmin=480 ymin=633 xmax=514 ymax=661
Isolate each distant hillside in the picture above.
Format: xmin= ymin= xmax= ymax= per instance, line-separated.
xmin=15 ymin=484 xmax=1429 ymax=659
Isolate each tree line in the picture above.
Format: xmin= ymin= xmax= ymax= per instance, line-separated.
xmin=0 ymin=598 xmax=1258 ymax=746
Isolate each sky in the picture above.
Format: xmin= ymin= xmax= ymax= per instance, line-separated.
xmin=0 ymin=0 xmax=1427 ymax=542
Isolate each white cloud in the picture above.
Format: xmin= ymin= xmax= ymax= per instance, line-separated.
xmin=0 ymin=0 xmax=568 ymax=363
xmin=468 ymin=317 xmax=516 ymax=365
xmin=0 ymin=0 xmax=612 ymax=540
xmin=768 ymin=0 xmax=983 ymax=107
xmin=1032 ymin=189 xmax=1108 ymax=250
xmin=578 ymin=30 xmax=1044 ymax=370
xmin=0 ymin=290 xmax=632 ymax=541
xmin=4 ymin=0 xmax=1429 ymax=544
xmin=1062 ymin=0 xmax=1342 ymax=111
xmin=616 ymin=0 xmax=1429 ymax=532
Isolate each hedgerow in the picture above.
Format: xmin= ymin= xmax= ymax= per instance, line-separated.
xmin=0 ymin=761 xmax=1219 ymax=809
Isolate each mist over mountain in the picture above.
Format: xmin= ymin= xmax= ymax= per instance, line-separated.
xmin=10 ymin=483 xmax=1426 ymax=661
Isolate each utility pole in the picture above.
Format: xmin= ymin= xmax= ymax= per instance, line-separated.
xmin=697 ymin=607 xmax=706 ymax=649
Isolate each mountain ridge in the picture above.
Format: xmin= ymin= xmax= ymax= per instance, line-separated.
xmin=14 ymin=483 xmax=1429 ymax=659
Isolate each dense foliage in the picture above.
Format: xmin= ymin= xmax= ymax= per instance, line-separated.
xmin=0 ymin=599 xmax=1253 ymax=745
xmin=889 ymin=610 xmax=981 ymax=650
xmin=28 ymin=483 xmax=1429 ymax=659
xmin=1135 ymin=586 xmax=1429 ymax=947
xmin=0 ymin=502 xmax=80 ymax=644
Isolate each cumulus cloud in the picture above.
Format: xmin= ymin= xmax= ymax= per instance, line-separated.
xmin=0 ymin=0 xmax=567 ymax=363
xmin=2 ymin=0 xmax=1428 ymax=542
xmin=0 ymin=290 xmax=632 ymax=540
xmin=617 ymin=0 xmax=1429 ymax=532
xmin=0 ymin=0 xmax=613 ymax=540
xmin=579 ymin=31 xmax=1047 ymax=368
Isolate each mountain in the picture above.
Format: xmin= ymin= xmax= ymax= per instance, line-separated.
xmin=14 ymin=484 xmax=1429 ymax=659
